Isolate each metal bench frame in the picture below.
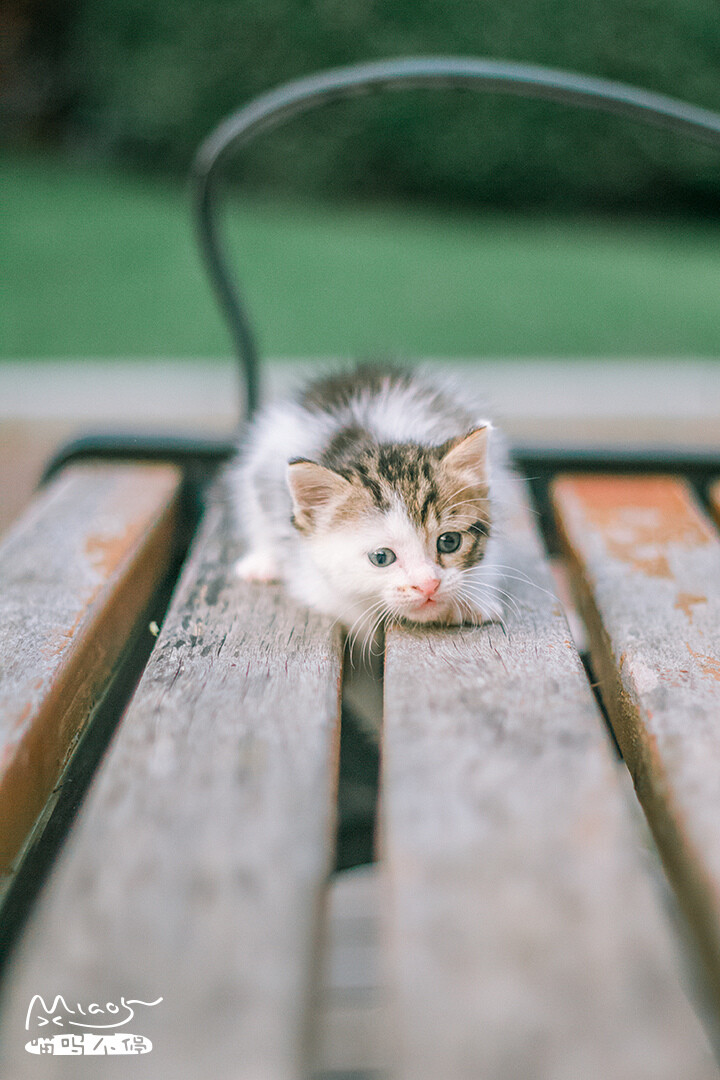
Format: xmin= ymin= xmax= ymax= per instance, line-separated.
xmin=42 ymin=56 xmax=720 ymax=522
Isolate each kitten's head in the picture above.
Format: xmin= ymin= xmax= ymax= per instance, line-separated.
xmin=287 ymin=427 xmax=492 ymax=628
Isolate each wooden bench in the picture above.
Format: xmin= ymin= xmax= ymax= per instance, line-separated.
xmin=1 ymin=453 xmax=720 ymax=1078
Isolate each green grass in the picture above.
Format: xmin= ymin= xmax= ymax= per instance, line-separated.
xmin=4 ymin=153 xmax=720 ymax=359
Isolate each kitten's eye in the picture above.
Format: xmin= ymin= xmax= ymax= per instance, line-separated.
xmin=368 ymin=548 xmax=396 ymax=567
xmin=437 ymin=531 xmax=462 ymax=554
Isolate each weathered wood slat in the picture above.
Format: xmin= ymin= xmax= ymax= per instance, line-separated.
xmin=0 ymin=462 xmax=181 ymax=875
xmin=382 ymin=485 xmax=717 ymax=1080
xmin=710 ymin=479 xmax=720 ymax=527
xmin=0 ymin=478 xmax=343 ymax=1079
xmin=553 ymin=474 xmax=720 ymax=1016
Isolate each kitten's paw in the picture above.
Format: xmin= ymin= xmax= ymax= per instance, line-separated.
xmin=235 ymin=551 xmax=280 ymax=583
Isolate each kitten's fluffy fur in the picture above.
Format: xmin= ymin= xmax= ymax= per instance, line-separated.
xmin=233 ymin=366 xmax=513 ymax=643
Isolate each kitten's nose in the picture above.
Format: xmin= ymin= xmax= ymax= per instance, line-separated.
xmin=415 ymin=577 xmax=440 ymax=598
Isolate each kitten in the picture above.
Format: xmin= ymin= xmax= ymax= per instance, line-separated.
xmin=233 ymin=365 xmax=512 ymax=643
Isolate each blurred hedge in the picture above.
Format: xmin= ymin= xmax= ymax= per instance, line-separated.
xmin=6 ymin=0 xmax=720 ymax=210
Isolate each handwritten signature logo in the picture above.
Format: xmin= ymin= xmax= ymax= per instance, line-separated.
xmin=24 ymin=994 xmax=162 ymax=1057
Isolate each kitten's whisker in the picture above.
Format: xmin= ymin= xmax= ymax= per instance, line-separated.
xmin=457 ymin=595 xmax=483 ymax=629
xmin=462 ymin=593 xmax=520 ymax=625
xmin=441 ymin=500 xmax=491 ymax=518
xmin=443 ymin=513 xmax=489 ymax=527
xmin=458 ymin=580 xmax=513 ymax=623
xmin=473 ymin=561 xmax=559 ymax=594
xmin=371 ymin=614 xmax=389 ymax=657
xmin=488 ymin=496 xmax=541 ymax=517
xmin=458 ymin=601 xmax=474 ymax=628
xmin=462 ymin=579 xmax=521 ymax=606
xmin=460 ymin=583 xmax=521 ymax=620
xmin=457 ymin=567 xmax=523 ymax=606
xmin=441 ymin=485 xmax=485 ymax=504
xmin=345 ymin=599 xmax=388 ymax=667
xmin=440 ymin=503 xmax=475 ymax=515
xmin=457 ymin=587 xmax=510 ymax=636
xmin=475 ymin=562 xmax=539 ymax=580
xmin=363 ymin=605 xmax=390 ymax=665
xmin=350 ymin=608 xmax=387 ymax=656
xmin=363 ymin=600 xmax=392 ymax=648
xmin=478 ymin=571 xmax=559 ymax=604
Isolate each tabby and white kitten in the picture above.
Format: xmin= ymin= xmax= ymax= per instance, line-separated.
xmin=233 ymin=366 xmax=511 ymax=642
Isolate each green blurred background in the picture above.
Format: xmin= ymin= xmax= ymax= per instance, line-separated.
xmin=3 ymin=0 xmax=720 ymax=360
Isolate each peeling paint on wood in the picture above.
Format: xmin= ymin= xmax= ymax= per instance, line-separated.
xmin=676 ymin=593 xmax=708 ymax=622
xmin=553 ymin=474 xmax=720 ymax=1020
xmin=0 ymin=463 xmax=180 ymax=871
xmin=382 ymin=486 xmax=717 ymax=1080
xmin=0 ymin=474 xmax=343 ymax=1080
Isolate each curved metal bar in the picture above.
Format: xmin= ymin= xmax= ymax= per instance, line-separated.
xmin=191 ymin=56 xmax=720 ymax=420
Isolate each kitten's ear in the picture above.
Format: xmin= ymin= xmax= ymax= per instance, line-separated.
xmin=441 ymin=426 xmax=490 ymax=481
xmin=287 ymin=459 xmax=351 ymax=529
